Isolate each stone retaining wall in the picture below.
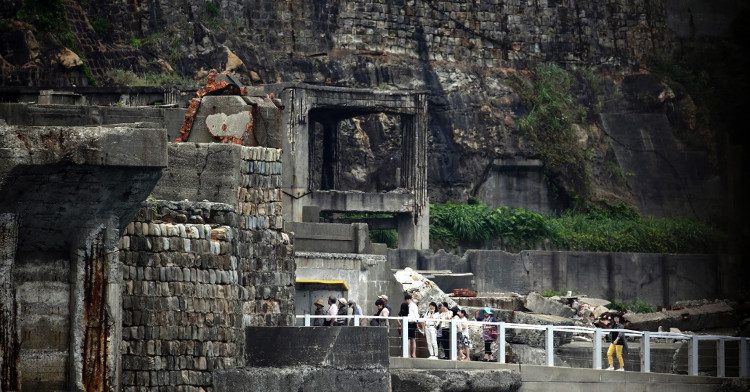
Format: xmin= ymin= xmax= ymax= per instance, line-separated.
xmin=118 ymin=145 xmax=295 ymax=392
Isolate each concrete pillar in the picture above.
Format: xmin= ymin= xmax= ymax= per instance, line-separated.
xmin=281 ymin=88 xmax=311 ymax=224
xmin=399 ymin=95 xmax=429 ymax=250
xmin=70 ymin=220 xmax=121 ymax=392
xmin=0 ymin=213 xmax=19 ymax=392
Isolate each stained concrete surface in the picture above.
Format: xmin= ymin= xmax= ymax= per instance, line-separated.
xmin=390 ymin=358 xmax=749 ymax=392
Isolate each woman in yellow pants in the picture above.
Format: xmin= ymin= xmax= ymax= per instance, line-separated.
xmin=606 ymin=315 xmax=625 ymax=371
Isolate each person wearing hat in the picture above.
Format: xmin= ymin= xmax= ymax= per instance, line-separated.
xmin=313 ymin=298 xmax=325 ymax=326
xmin=480 ymin=307 xmax=498 ymax=361
xmin=378 ymin=294 xmax=392 ymax=315
xmin=325 ymin=296 xmax=338 ymax=326
xmin=335 ymin=298 xmax=349 ymax=326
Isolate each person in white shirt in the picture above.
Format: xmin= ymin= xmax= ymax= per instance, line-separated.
xmin=325 ymin=296 xmax=338 ymax=326
xmin=457 ymin=309 xmax=472 ymax=361
xmin=421 ymin=302 xmax=439 ymax=359
xmin=405 ymin=294 xmax=420 ymax=358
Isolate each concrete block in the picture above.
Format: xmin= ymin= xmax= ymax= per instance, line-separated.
xmin=244 ymin=326 xmax=388 ymax=369
xmin=524 ymin=292 xmax=575 ymax=318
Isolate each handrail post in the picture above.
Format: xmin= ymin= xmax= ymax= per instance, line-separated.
xmin=450 ymin=319 xmax=458 ymax=361
xmin=402 ymin=316 xmax=409 ymax=358
xmin=717 ymin=338 xmax=725 ymax=378
xmin=689 ymin=336 xmax=699 ymax=376
xmin=545 ymin=326 xmax=554 ymax=367
xmin=498 ymin=322 xmax=506 ymax=363
xmin=593 ymin=328 xmax=602 ymax=370
xmin=354 ymin=315 xmax=360 ymax=327
xmin=740 ymin=337 xmax=749 ymax=378
xmin=304 ymin=314 xmax=311 ymax=327
xmin=641 ymin=332 xmax=651 ymax=373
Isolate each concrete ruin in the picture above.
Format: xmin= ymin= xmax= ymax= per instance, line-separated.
xmin=269 ymin=84 xmax=430 ymax=250
xmin=0 ymin=76 xmax=747 ymax=391
xmin=0 ymin=123 xmax=167 ymax=391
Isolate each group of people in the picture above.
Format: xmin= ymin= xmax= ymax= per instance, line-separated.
xmin=410 ymin=301 xmax=498 ymax=361
xmin=311 ymin=294 xmax=631 ymax=369
xmin=312 ymin=296 xmax=363 ymax=326
xmin=310 ymin=293 xmax=501 ymax=360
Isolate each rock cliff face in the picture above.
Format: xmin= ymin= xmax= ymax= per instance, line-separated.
xmin=0 ymin=0 xmax=740 ymax=219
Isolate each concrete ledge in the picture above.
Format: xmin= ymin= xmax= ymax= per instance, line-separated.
xmin=0 ymin=124 xmax=167 ymax=173
xmin=214 ymin=366 xmax=390 ymax=392
xmin=390 ymin=358 xmax=744 ymax=392
xmin=308 ymin=190 xmax=415 ymax=213
xmin=391 ymin=368 xmax=521 ymax=392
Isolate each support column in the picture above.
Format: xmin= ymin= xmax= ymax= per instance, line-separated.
xmin=399 ymin=94 xmax=429 ymax=250
xmin=0 ymin=213 xmax=19 ymax=392
xmin=70 ymin=221 xmax=121 ymax=392
xmin=281 ymin=88 xmax=311 ymax=224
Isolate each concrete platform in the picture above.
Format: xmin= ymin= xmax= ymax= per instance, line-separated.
xmin=390 ymin=357 xmax=749 ymax=392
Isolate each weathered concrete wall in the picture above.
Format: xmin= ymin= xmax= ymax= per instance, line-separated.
xmin=0 ymin=102 xmax=186 ymax=140
xmin=213 ymin=327 xmax=391 ymax=392
xmin=0 ymin=124 xmax=167 ymax=391
xmin=119 ymin=144 xmax=295 ymax=391
xmin=409 ymin=250 xmax=739 ymax=307
xmin=390 ymin=357 xmax=749 ymax=392
xmin=476 ymin=159 xmax=555 ymax=213
xmin=391 ymin=368 xmax=522 ymax=392
xmin=0 ymin=213 xmax=18 ymax=392
xmin=287 ymin=222 xmax=373 ymax=254
xmin=294 ymin=252 xmax=393 ymax=316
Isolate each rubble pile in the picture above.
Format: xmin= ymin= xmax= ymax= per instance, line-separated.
xmin=394 ymin=267 xmax=457 ymax=310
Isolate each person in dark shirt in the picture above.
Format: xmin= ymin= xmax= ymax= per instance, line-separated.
xmin=606 ymin=314 xmax=626 ymax=371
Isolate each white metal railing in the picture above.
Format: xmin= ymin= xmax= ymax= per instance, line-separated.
xmin=295 ymin=314 xmax=750 ymax=378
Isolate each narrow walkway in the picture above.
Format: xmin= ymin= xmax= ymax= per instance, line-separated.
xmin=390 ymin=357 xmax=746 ymax=392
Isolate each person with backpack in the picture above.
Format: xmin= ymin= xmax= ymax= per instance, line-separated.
xmin=335 ymin=298 xmax=348 ymax=326
xmin=480 ymin=307 xmax=498 ymax=361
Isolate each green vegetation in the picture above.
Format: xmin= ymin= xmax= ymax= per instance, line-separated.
xmin=205 ymin=1 xmax=220 ymax=17
xmin=431 ymin=202 xmax=549 ymax=248
xmin=370 ymin=229 xmax=397 ymax=249
xmin=609 ymin=298 xmax=656 ymax=314
xmin=514 ymin=63 xmax=591 ymax=205
xmin=90 ymin=16 xmax=110 ymax=37
xmin=16 ymin=0 xmax=67 ymax=33
xmin=542 ymin=290 xmax=566 ymax=298
xmin=428 ymin=202 xmax=724 ymax=254
xmin=128 ymin=37 xmax=142 ymax=49
xmin=107 ymin=69 xmax=195 ymax=87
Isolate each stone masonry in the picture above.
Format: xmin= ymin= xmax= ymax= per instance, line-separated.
xmin=118 ymin=145 xmax=294 ymax=392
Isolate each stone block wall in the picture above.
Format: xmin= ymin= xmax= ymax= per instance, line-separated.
xmin=118 ymin=145 xmax=295 ymax=392
xmin=238 ymin=0 xmax=668 ymax=68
